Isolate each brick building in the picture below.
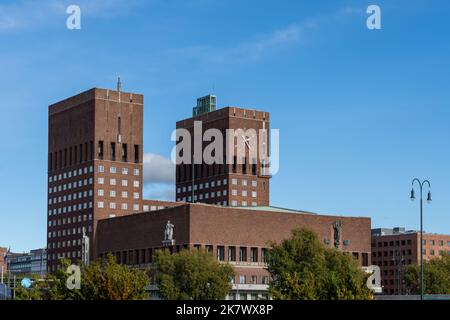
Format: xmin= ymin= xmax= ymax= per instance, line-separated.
xmin=97 ymin=203 xmax=371 ymax=300
xmin=48 ymin=87 xmax=372 ymax=299
xmin=47 ymin=82 xmax=144 ymax=271
xmin=371 ymin=227 xmax=450 ymax=295
xmin=176 ymin=95 xmax=271 ymax=207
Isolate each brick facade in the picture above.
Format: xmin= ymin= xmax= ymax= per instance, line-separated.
xmin=371 ymin=229 xmax=450 ymax=295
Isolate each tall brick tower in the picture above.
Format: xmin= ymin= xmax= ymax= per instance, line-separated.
xmin=47 ymin=81 xmax=143 ymax=271
xmin=175 ymin=95 xmax=271 ymax=207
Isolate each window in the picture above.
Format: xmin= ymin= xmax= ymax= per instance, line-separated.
xmin=110 ymin=142 xmax=116 ymax=161
xmin=110 ymin=202 xmax=116 ymax=209
xmin=110 ymin=178 xmax=116 ymax=185
xmin=232 ymin=178 xmax=237 ymax=185
xmin=232 ymin=189 xmax=237 ymax=196
xmin=239 ymin=275 xmax=246 ymax=284
xmin=250 ymin=247 xmax=258 ymax=262
xmin=262 ymin=248 xmax=269 ymax=263
xmin=98 ymin=177 xmax=104 ymax=184
xmin=98 ymin=189 xmax=104 ymax=196
xmin=133 ymin=180 xmax=139 ymax=188
xmin=134 ymin=168 xmax=140 ymax=176
xmin=98 ymin=165 xmax=104 ymax=173
xmin=133 ymin=192 xmax=140 ymax=199
xmin=121 ymin=191 xmax=128 ymax=198
xmin=242 ymin=179 xmax=247 ymax=186
xmin=122 ymin=180 xmax=128 ymax=187
xmin=121 ymin=203 xmax=128 ymax=210
xmin=121 ymin=143 xmax=128 ymax=162
xmin=98 ymin=201 xmax=104 ymax=208
xmin=228 ymin=247 xmax=236 ymax=262
xmin=122 ymin=168 xmax=128 ymax=175
xmin=98 ymin=141 xmax=104 ymax=159
xmin=134 ymin=145 xmax=139 ymax=163
xmin=438 ymin=240 xmax=444 ymax=246
xmin=110 ymin=190 xmax=116 ymax=197
xmin=217 ymin=246 xmax=225 ymax=261
xmin=242 ymin=190 xmax=247 ymax=197
xmin=110 ymin=166 xmax=116 ymax=174
xmin=239 ymin=247 xmax=247 ymax=262
xmin=133 ymin=204 xmax=139 ymax=211
xmin=251 ymin=275 xmax=257 ymax=285
xmin=252 ymin=191 xmax=257 ymax=198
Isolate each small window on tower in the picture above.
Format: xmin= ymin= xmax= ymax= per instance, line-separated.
xmin=134 ymin=145 xmax=139 ymax=163
xmin=110 ymin=142 xmax=116 ymax=161
xmin=122 ymin=144 xmax=128 ymax=162
xmin=98 ymin=141 xmax=104 ymax=160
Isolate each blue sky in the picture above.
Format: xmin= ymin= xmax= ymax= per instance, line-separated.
xmin=1 ymin=0 xmax=449 ymax=252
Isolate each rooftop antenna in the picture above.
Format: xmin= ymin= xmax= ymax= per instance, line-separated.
xmin=117 ymin=76 xmax=122 ymax=102
xmin=117 ymin=77 xmax=122 ymax=92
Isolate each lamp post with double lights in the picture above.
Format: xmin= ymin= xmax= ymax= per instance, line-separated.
xmin=410 ymin=178 xmax=432 ymax=300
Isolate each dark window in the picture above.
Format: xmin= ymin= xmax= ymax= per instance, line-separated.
xmin=134 ymin=145 xmax=139 ymax=163
xmin=122 ymin=144 xmax=128 ymax=162
xmin=217 ymin=246 xmax=225 ymax=261
xmin=206 ymin=245 xmax=213 ymax=254
xmin=250 ymin=248 xmax=258 ymax=262
xmin=98 ymin=141 xmax=104 ymax=159
xmin=362 ymin=253 xmax=369 ymax=266
xmin=90 ymin=141 xmax=94 ymax=160
xmin=242 ymin=157 xmax=246 ymax=174
xmin=262 ymin=248 xmax=269 ymax=263
xmin=74 ymin=146 xmax=78 ymax=163
xmin=49 ymin=153 xmax=53 ymax=171
xmin=232 ymin=156 xmax=237 ymax=173
xmin=84 ymin=143 xmax=88 ymax=162
xmin=64 ymin=149 xmax=67 ymax=167
xmin=110 ymin=142 xmax=116 ymax=161
xmin=79 ymin=144 xmax=82 ymax=163
xmin=228 ymin=247 xmax=236 ymax=262
xmin=239 ymin=247 xmax=247 ymax=262
xmin=69 ymin=147 xmax=73 ymax=166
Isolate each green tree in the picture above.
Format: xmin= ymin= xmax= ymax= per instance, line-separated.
xmin=267 ymin=228 xmax=372 ymax=300
xmin=404 ymin=253 xmax=450 ymax=294
xmin=49 ymin=254 xmax=149 ymax=300
xmin=13 ymin=274 xmax=50 ymax=300
xmin=154 ymin=249 xmax=234 ymax=300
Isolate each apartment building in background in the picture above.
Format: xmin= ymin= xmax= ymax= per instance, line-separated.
xmin=371 ymin=227 xmax=450 ymax=295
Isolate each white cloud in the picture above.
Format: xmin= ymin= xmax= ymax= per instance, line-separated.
xmin=143 ymin=152 xmax=175 ymax=185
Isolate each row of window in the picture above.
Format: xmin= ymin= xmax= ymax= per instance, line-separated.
xmin=49 ymin=166 xmax=93 ymax=183
xmin=48 ymin=202 xmax=93 ymax=216
xmin=48 ymin=214 xmax=92 ymax=229
xmin=97 ymin=177 xmax=140 ymax=188
xmin=101 ymin=245 xmax=270 ymax=266
xmin=98 ymin=165 xmax=140 ymax=176
xmin=49 ymin=178 xmax=93 ymax=194
xmin=177 ymin=157 xmax=261 ymax=182
xmin=48 ymin=225 xmax=92 ymax=241
xmin=49 ymin=190 xmax=93 ymax=205
xmin=97 ymin=190 xmax=140 ymax=199
xmin=49 ymin=141 xmax=141 ymax=171
xmin=232 ymin=275 xmax=270 ymax=285
xmin=48 ymin=231 xmax=91 ymax=249
xmin=98 ymin=202 xmax=140 ymax=211
xmin=373 ymin=239 xmax=450 ymax=247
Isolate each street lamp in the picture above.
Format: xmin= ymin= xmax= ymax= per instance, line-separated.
xmin=410 ymin=178 xmax=432 ymax=300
